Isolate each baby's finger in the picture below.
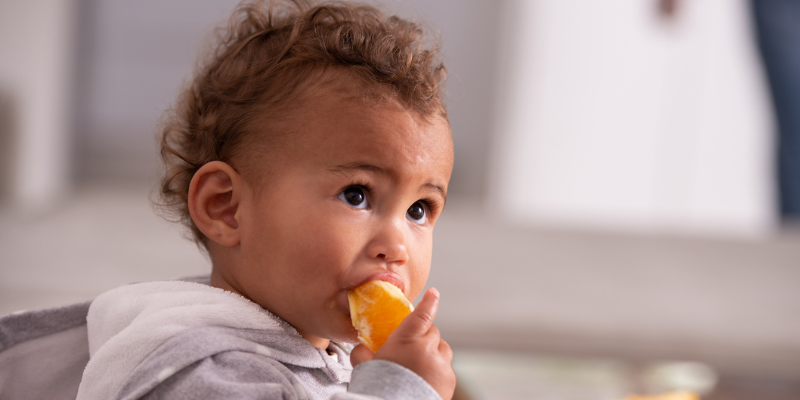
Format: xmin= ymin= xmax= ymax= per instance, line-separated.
xmin=393 ymin=288 xmax=439 ymax=338
xmin=427 ymin=324 xmax=441 ymax=341
xmin=349 ymin=344 xmax=375 ymax=367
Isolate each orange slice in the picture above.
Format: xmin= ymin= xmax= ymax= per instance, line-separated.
xmin=348 ymin=280 xmax=414 ymax=352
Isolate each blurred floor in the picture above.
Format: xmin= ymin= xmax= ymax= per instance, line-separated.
xmin=450 ymin=349 xmax=800 ymax=400
xmin=1 ymin=183 xmax=799 ymax=399
xmin=706 ymin=375 xmax=800 ymax=400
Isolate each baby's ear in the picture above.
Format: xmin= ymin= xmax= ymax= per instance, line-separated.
xmin=188 ymin=161 xmax=242 ymax=247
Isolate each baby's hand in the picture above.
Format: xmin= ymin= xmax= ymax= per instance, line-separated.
xmin=350 ymin=288 xmax=456 ymax=400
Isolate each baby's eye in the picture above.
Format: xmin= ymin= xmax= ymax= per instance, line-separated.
xmin=406 ymin=201 xmax=428 ymax=224
xmin=338 ymin=186 xmax=369 ymax=209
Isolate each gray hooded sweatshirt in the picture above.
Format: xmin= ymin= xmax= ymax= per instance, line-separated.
xmin=70 ymin=280 xmax=441 ymax=400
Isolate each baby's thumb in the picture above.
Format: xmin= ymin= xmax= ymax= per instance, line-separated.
xmin=394 ymin=288 xmax=439 ymax=338
xmin=349 ymin=344 xmax=375 ymax=367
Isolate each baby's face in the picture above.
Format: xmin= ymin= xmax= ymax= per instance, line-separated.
xmin=230 ymin=85 xmax=453 ymax=347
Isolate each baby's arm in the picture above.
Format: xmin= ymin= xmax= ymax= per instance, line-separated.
xmin=349 ymin=288 xmax=456 ymax=400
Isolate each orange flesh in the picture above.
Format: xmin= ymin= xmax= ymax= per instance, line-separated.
xmin=348 ymin=280 xmax=414 ymax=352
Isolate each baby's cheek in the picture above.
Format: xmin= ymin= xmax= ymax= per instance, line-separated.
xmin=290 ymin=227 xmax=348 ymax=270
xmin=407 ymin=245 xmax=432 ymax=302
xmin=296 ymin=216 xmax=358 ymax=266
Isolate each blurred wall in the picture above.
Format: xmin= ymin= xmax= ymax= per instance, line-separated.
xmin=71 ymin=0 xmax=504 ymax=201
xmin=0 ymin=0 xmax=77 ymax=209
xmin=0 ymin=0 xmax=782 ymax=233
xmin=73 ymin=0 xmax=241 ymax=182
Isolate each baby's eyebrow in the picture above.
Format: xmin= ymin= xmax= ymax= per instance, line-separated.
xmin=424 ymin=183 xmax=446 ymax=201
xmin=328 ymin=162 xmax=388 ymax=176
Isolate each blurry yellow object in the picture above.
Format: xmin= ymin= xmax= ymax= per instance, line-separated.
xmin=620 ymin=391 xmax=699 ymax=400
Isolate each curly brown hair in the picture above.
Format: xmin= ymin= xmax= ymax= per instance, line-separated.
xmin=156 ymin=0 xmax=447 ymax=249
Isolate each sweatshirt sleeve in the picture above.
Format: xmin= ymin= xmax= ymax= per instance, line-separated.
xmin=125 ymin=351 xmax=305 ymax=400
xmin=339 ymin=360 xmax=442 ymax=400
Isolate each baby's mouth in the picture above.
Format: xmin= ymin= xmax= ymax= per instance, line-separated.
xmin=337 ymin=272 xmax=407 ymax=318
xmin=355 ymin=271 xmax=406 ymax=294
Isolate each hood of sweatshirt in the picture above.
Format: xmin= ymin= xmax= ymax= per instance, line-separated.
xmin=76 ymin=280 xmax=336 ymax=400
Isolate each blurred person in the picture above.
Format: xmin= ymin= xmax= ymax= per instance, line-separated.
xmin=660 ymin=0 xmax=800 ymax=222
xmin=751 ymin=0 xmax=800 ymax=222
xmin=0 ymin=0 xmax=457 ymax=399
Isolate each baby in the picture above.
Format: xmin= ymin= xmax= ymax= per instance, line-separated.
xmin=76 ymin=0 xmax=455 ymax=399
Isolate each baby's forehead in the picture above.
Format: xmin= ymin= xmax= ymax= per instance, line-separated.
xmin=237 ymin=91 xmax=449 ymax=179
xmin=292 ymin=69 xmax=446 ymax=122
xmin=232 ymin=71 xmax=450 ymax=174
xmin=263 ymin=78 xmax=441 ymax=136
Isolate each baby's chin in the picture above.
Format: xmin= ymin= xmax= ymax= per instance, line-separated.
xmin=331 ymin=326 xmax=360 ymax=344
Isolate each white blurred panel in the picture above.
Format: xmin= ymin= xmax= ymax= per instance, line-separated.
xmin=490 ymin=0 xmax=775 ymax=237
xmin=0 ymin=0 xmax=77 ymax=209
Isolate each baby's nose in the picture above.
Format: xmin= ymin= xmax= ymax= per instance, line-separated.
xmin=367 ymin=221 xmax=409 ymax=264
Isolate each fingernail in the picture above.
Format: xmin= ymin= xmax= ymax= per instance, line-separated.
xmin=429 ymin=287 xmax=440 ymax=298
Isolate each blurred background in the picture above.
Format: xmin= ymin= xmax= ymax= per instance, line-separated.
xmin=1 ymin=0 xmax=799 ymax=399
